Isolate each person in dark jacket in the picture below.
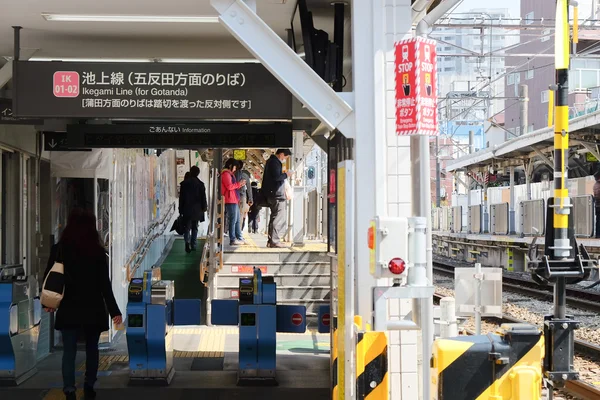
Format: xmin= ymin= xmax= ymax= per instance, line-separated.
xmin=43 ymin=208 xmax=122 ymax=400
xmin=261 ymin=149 xmax=292 ymax=247
xmin=248 ymin=182 xmax=260 ymax=234
xmin=179 ymin=166 xmax=208 ymax=253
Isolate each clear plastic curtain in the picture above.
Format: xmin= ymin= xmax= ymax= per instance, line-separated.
xmin=109 ymin=149 xmax=177 ymax=328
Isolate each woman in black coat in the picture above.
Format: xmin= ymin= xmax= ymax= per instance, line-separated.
xmin=43 ymin=209 xmax=122 ymax=400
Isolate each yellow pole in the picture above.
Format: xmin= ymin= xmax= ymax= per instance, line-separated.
xmin=553 ymin=0 xmax=570 ymax=261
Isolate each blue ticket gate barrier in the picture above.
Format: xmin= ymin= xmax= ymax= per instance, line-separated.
xmin=126 ymin=270 xmax=175 ymax=385
xmin=0 ymin=267 xmax=41 ymax=386
xmin=125 ymin=268 xmax=202 ymax=385
xmin=211 ymin=267 xmax=306 ymax=385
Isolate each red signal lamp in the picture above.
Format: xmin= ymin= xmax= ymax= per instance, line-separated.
xmin=388 ymin=258 xmax=406 ymax=275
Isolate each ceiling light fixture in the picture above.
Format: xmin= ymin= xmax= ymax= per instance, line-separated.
xmin=160 ymin=58 xmax=259 ymax=63
xmin=29 ymin=57 xmax=150 ymax=63
xmin=41 ymin=13 xmax=220 ymax=23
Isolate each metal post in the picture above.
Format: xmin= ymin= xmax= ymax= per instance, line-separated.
xmin=207 ymin=149 xmax=223 ymax=327
xmin=410 ymin=135 xmax=433 ymax=400
xmin=553 ymin=3 xmax=571 ymax=260
xmin=13 ymin=26 xmax=21 ymax=61
xmin=520 ymin=84 xmax=529 ymax=135
xmin=469 ymin=130 xmax=475 ymax=154
xmin=467 ymin=170 xmax=472 ymax=233
xmin=333 ymin=2 xmax=345 ymax=93
xmin=439 ymin=297 xmax=457 ymax=338
xmin=525 ymin=161 xmax=533 ymax=201
xmin=436 ymin=136 xmax=441 ymax=208
xmin=474 ymin=262 xmax=482 ymax=335
xmin=509 ymin=166 xmax=516 ymax=234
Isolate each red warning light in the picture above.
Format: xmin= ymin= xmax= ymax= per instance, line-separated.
xmin=388 ymin=258 xmax=406 ymax=275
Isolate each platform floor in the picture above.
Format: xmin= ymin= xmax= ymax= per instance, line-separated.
xmin=223 ymin=232 xmax=328 ymax=253
xmin=434 ymin=231 xmax=600 ymax=248
xmin=1 ymin=326 xmax=330 ymax=399
xmin=161 ymin=238 xmax=205 ymax=299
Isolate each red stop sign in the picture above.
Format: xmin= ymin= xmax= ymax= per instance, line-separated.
xmin=292 ymin=313 xmax=303 ymax=326
xmin=321 ymin=313 xmax=330 ymax=326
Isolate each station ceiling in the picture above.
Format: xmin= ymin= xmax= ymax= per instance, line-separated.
xmin=0 ymin=0 xmax=336 ymax=60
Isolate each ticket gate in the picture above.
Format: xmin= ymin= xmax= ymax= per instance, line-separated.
xmin=0 ymin=266 xmax=41 ymax=386
xmin=126 ymin=269 xmax=175 ymax=385
xmin=212 ymin=267 xmax=306 ymax=385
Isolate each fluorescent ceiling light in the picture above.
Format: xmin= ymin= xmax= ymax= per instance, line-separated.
xmin=29 ymin=57 xmax=261 ymax=64
xmin=41 ymin=13 xmax=220 ymax=23
xmin=160 ymin=58 xmax=260 ymax=63
xmin=30 ymin=57 xmax=149 ymax=63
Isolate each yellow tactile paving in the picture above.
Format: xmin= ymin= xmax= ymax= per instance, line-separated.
xmin=45 ymin=389 xmax=84 ymax=400
xmin=73 ymin=328 xmax=320 ymax=373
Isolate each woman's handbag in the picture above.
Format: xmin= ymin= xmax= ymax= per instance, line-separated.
xmin=41 ymin=246 xmax=65 ymax=309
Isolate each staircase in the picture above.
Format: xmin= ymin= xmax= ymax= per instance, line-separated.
xmin=216 ymin=250 xmax=331 ymax=328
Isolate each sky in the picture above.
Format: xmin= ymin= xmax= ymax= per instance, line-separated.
xmin=454 ymin=0 xmax=520 ymax=16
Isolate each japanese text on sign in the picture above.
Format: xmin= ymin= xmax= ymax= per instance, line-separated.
xmin=394 ymin=37 xmax=438 ymax=136
xmin=79 ymin=71 xmax=246 ymax=88
xmin=15 ymin=62 xmax=292 ymax=120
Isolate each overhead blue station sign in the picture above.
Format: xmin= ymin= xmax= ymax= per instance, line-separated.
xmin=13 ymin=61 xmax=292 ymax=120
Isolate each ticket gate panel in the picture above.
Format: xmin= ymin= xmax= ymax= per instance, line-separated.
xmin=276 ymin=305 xmax=307 ymax=334
xmin=125 ymin=270 xmax=175 ymax=385
xmin=126 ymin=303 xmax=147 ymax=377
xmin=239 ymin=305 xmax=259 ymax=374
xmin=211 ymin=300 xmax=239 ymax=326
xmin=146 ymin=304 xmax=174 ymax=379
xmin=256 ymin=305 xmax=276 ymax=376
xmin=0 ymin=276 xmax=40 ymax=386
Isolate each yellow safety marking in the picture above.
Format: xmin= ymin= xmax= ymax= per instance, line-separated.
xmin=44 ymin=389 xmax=84 ymax=400
xmin=337 ymin=165 xmax=346 ymax=400
xmin=432 ymin=339 xmax=475 ymax=374
xmin=476 ymin=337 xmax=544 ymax=400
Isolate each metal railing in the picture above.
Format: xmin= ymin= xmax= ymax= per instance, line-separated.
xmin=125 ymin=202 xmax=176 ymax=280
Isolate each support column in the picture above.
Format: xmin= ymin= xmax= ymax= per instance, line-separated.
xmin=526 ymin=161 xmax=534 ymax=200
xmin=436 ymin=136 xmax=441 ymax=208
xmin=509 ymin=166 xmax=516 ymax=234
xmin=520 ymin=84 xmax=529 ymax=135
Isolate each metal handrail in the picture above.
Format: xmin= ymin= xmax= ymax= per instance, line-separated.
xmin=126 ymin=202 xmax=176 ymax=279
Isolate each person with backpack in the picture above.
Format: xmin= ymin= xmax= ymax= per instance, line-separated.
xmin=179 ymin=166 xmax=208 ymax=253
xmin=248 ymin=182 xmax=261 ymax=234
xmin=42 ymin=208 xmax=122 ymax=400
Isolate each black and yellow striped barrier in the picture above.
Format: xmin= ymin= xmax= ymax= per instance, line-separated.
xmin=356 ymin=331 xmax=388 ymax=399
xmin=431 ymin=324 xmax=543 ymax=400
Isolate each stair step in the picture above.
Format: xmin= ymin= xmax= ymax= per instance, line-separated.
xmin=217 ymin=274 xmax=330 ymax=286
xmin=219 ymin=264 xmax=330 ymax=275
xmin=223 ymin=252 xmax=330 ymax=264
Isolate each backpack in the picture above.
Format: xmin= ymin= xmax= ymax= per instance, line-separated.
xmin=41 ymin=245 xmax=65 ymax=309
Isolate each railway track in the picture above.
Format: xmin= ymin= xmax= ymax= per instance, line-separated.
xmin=432 ymin=293 xmax=600 ymax=399
xmin=432 ymin=260 xmax=600 ymax=313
